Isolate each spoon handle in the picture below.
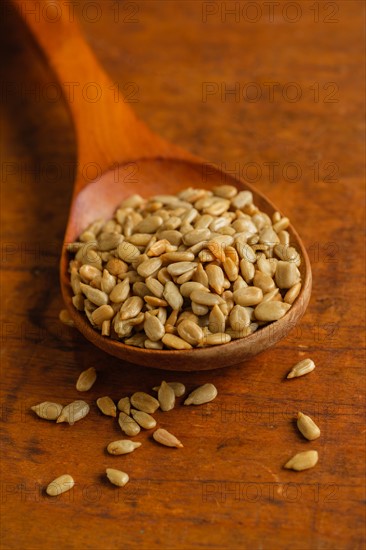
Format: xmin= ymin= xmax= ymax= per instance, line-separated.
xmin=11 ymin=0 xmax=191 ymax=191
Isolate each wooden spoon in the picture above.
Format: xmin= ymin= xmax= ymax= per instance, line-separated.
xmin=12 ymin=1 xmax=311 ymax=370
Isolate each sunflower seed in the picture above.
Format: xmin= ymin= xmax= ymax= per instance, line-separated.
xmin=56 ymin=401 xmax=90 ymax=425
xmin=284 ymin=450 xmax=319 ymax=471
xmin=31 ymin=402 xmax=63 ymax=420
xmin=297 ymin=412 xmax=321 ymax=440
xmin=144 ymin=312 xmax=165 ymax=341
xmin=163 ymin=281 xmax=183 ymax=310
xmin=158 ymin=381 xmax=175 ymax=411
xmin=254 ymin=301 xmax=291 ymax=321
xmin=119 ymin=296 xmax=144 ymax=320
xmin=131 ymin=409 xmax=157 ymax=429
xmin=76 ymin=367 xmax=97 ymax=392
xmin=284 ymin=282 xmax=302 ymax=304
xmin=130 ymin=392 xmax=160 ymax=413
xmin=162 ymin=333 xmax=193 ymax=350
xmin=233 ymin=287 xmax=263 ymax=306
xmin=152 ymin=382 xmax=186 ymax=397
xmin=107 ymin=440 xmax=142 ymax=455
xmin=287 ymin=358 xmax=316 ymax=379
xmin=117 ymin=397 xmax=131 ymax=415
xmin=118 ymin=412 xmax=141 ymax=436
xmin=153 ymin=428 xmax=183 ymax=448
xmin=177 ymin=319 xmax=203 ymax=346
xmin=96 ymin=396 xmax=117 ymax=417
xmin=184 ymin=383 xmax=218 ymax=405
xmin=275 ymin=261 xmax=300 ymax=289
xmin=106 ymin=468 xmax=129 ymax=487
xmin=46 ymin=474 xmax=74 ymax=496
xmin=59 ymin=309 xmax=74 ymax=326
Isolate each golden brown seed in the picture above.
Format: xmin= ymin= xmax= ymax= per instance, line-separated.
xmin=107 ymin=440 xmax=142 ymax=455
xmin=202 ymin=333 xmax=231 ymax=346
xmin=80 ymin=284 xmax=108 ymax=306
xmin=144 ymin=312 xmax=165 ymax=341
xmin=153 ymin=428 xmax=183 ymax=448
xmin=130 ymin=392 xmax=160 ymax=414
xmin=163 ymin=281 xmax=184 ymax=310
xmin=109 ymin=278 xmax=130 ymax=303
xmin=158 ymin=381 xmax=175 ymax=412
xmin=162 ymin=333 xmax=192 ymax=350
xmin=91 ymin=305 xmax=114 ymax=326
xmin=118 ymin=412 xmax=141 ymax=436
xmin=253 ymin=271 xmax=275 ymax=293
xmin=59 ymin=309 xmax=74 ymax=326
xmin=76 ymin=367 xmax=97 ymax=392
xmin=233 ymin=287 xmax=263 ymax=306
xmin=31 ymin=402 xmax=63 ymax=421
xmin=119 ymin=296 xmax=144 ymax=320
xmin=287 ymin=358 xmax=316 ymax=379
xmin=184 ymin=383 xmax=218 ymax=405
xmin=275 ymin=261 xmax=300 ymax=289
xmin=117 ymin=397 xmax=131 ymax=415
xmin=254 ymin=301 xmax=291 ymax=321
xmin=106 ymin=468 xmax=129 ymax=487
xmin=56 ymin=401 xmax=90 ymax=425
xmin=284 ymin=282 xmax=302 ymax=304
xmin=190 ymin=289 xmax=224 ymax=307
xmin=229 ymin=305 xmax=251 ymax=331
xmin=284 ymin=450 xmax=319 ymax=471
xmin=208 ymin=305 xmax=226 ymax=333
xmin=177 ymin=319 xmax=204 ymax=346
xmin=205 ymin=264 xmax=225 ymax=294
xmin=130 ymin=409 xmax=157 ymax=429
xmin=117 ymin=241 xmax=140 ymax=263
xmin=46 ymin=475 xmax=74 ymax=496
xmin=297 ymin=412 xmax=321 ymax=441
xmin=96 ymin=396 xmax=117 ymax=417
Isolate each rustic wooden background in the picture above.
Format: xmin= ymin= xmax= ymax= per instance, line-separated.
xmin=1 ymin=1 xmax=365 ymax=548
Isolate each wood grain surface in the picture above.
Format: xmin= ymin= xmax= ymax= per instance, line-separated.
xmin=0 ymin=1 xmax=365 ymax=549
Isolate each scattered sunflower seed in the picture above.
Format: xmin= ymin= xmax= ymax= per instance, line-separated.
xmin=287 ymin=358 xmax=316 ymax=379
xmin=158 ymin=381 xmax=175 ymax=412
xmin=184 ymin=383 xmax=218 ymax=405
xmin=107 ymin=440 xmax=142 ymax=455
xmin=284 ymin=450 xmax=319 ymax=471
xmin=130 ymin=392 xmax=160 ymax=414
xmin=118 ymin=412 xmax=141 ymax=436
xmin=130 ymin=409 xmax=157 ymax=429
xmin=76 ymin=367 xmax=97 ymax=392
xmin=96 ymin=396 xmax=117 ymax=417
xmin=46 ymin=474 xmax=74 ymax=496
xmin=297 ymin=412 xmax=321 ymax=441
xmin=117 ymin=397 xmax=131 ymax=415
xmin=106 ymin=468 xmax=129 ymax=487
xmin=153 ymin=428 xmax=183 ymax=448
xmin=56 ymin=400 xmax=90 ymax=425
xmin=31 ymin=402 xmax=63 ymax=421
xmin=153 ymin=382 xmax=186 ymax=397
xmin=59 ymin=309 xmax=74 ymax=327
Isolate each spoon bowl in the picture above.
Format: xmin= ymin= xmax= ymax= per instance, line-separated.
xmin=13 ymin=0 xmax=311 ymax=370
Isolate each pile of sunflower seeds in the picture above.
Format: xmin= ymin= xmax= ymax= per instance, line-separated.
xmin=67 ymin=186 xmax=302 ymax=349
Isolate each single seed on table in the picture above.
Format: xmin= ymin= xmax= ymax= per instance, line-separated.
xmin=118 ymin=412 xmax=141 ymax=436
xmin=46 ymin=474 xmax=75 ymax=496
xmin=254 ymin=301 xmax=291 ymax=321
xmin=117 ymin=397 xmax=131 ymax=415
xmin=152 ymin=382 xmax=186 ymax=397
xmin=56 ymin=400 xmax=90 ymax=425
xmin=76 ymin=367 xmax=97 ymax=392
xmin=96 ymin=396 xmax=117 ymax=417
xmin=130 ymin=409 xmax=157 ymax=429
xmin=284 ymin=450 xmax=319 ymax=471
xmin=153 ymin=428 xmax=183 ymax=448
xmin=158 ymin=381 xmax=175 ymax=412
xmin=107 ymin=440 xmax=142 ymax=455
xmin=31 ymin=401 xmax=63 ymax=420
xmin=177 ymin=319 xmax=203 ymax=346
xmin=297 ymin=412 xmax=321 ymax=441
xmin=106 ymin=468 xmax=129 ymax=487
xmin=287 ymin=358 xmax=316 ymax=379
xmin=162 ymin=333 xmax=193 ymax=350
xmin=130 ymin=392 xmax=160 ymax=414
xmin=184 ymin=383 xmax=218 ymax=405
xmin=59 ymin=309 xmax=74 ymax=326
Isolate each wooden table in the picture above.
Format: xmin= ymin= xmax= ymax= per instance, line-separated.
xmin=1 ymin=1 xmax=364 ymax=548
